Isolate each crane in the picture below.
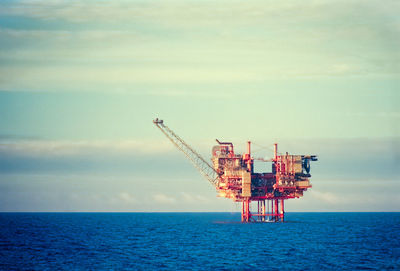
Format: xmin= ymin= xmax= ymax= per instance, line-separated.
xmin=153 ymin=118 xmax=220 ymax=187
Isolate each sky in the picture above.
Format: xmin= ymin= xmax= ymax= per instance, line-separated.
xmin=0 ymin=0 xmax=399 ymax=212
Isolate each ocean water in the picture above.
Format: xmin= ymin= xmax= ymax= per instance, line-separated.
xmin=0 ymin=213 xmax=399 ymax=270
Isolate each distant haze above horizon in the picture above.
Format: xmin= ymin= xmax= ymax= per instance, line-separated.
xmin=0 ymin=0 xmax=399 ymax=212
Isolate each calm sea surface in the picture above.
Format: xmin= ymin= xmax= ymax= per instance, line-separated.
xmin=0 ymin=212 xmax=399 ymax=270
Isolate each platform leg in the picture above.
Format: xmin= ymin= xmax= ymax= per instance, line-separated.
xmin=241 ymin=199 xmax=251 ymax=223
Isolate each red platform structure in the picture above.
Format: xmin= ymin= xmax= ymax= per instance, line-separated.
xmin=154 ymin=118 xmax=317 ymax=222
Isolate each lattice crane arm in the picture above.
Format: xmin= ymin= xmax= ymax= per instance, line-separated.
xmin=153 ymin=118 xmax=220 ymax=187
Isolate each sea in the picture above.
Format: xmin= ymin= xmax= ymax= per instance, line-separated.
xmin=0 ymin=212 xmax=399 ymax=270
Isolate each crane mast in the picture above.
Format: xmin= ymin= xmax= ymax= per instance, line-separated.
xmin=153 ymin=118 xmax=220 ymax=187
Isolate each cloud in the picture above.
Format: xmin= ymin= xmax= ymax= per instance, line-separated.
xmin=0 ymin=138 xmax=398 ymax=179
xmin=287 ymin=177 xmax=400 ymax=211
xmin=0 ymin=139 xmax=174 ymax=156
xmin=0 ymin=139 xmax=193 ymax=175
xmin=376 ymin=112 xmax=400 ymax=118
xmin=153 ymin=193 xmax=176 ymax=204
xmin=0 ymin=134 xmax=43 ymax=140
xmin=0 ymin=0 xmax=399 ymax=93
xmin=1 ymin=172 xmax=398 ymax=211
xmin=181 ymin=192 xmax=209 ymax=203
xmin=0 ymin=28 xmax=141 ymax=43
xmin=2 ymin=0 xmax=399 ymax=30
xmin=118 ymin=192 xmax=136 ymax=204
xmin=3 ymin=1 xmax=328 ymax=23
xmin=347 ymin=112 xmax=400 ymax=119
xmin=309 ymin=190 xmax=338 ymax=204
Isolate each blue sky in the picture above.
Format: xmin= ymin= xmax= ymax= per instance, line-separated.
xmin=0 ymin=0 xmax=399 ymax=212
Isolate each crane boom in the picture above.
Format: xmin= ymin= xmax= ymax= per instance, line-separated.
xmin=153 ymin=118 xmax=220 ymax=187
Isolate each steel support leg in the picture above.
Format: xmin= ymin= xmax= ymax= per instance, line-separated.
xmin=261 ymin=201 xmax=264 ymax=222
xmin=242 ymin=199 xmax=250 ymax=223
xmin=241 ymin=201 xmax=244 ymax=222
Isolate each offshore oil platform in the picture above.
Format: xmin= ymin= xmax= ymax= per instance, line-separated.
xmin=153 ymin=118 xmax=317 ymax=222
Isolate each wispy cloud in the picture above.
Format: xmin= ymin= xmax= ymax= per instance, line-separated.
xmin=0 ymin=139 xmax=174 ymax=156
xmin=3 ymin=0 xmax=399 ymax=29
xmin=153 ymin=193 xmax=176 ymax=204
xmin=0 ymin=137 xmax=398 ymax=180
xmin=117 ymin=192 xmax=136 ymax=204
xmin=347 ymin=112 xmax=400 ymax=119
xmin=180 ymin=192 xmax=209 ymax=203
xmin=0 ymin=0 xmax=399 ymax=92
xmin=309 ymin=190 xmax=339 ymax=204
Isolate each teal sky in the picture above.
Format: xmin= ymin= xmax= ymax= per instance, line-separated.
xmin=0 ymin=0 xmax=399 ymax=212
